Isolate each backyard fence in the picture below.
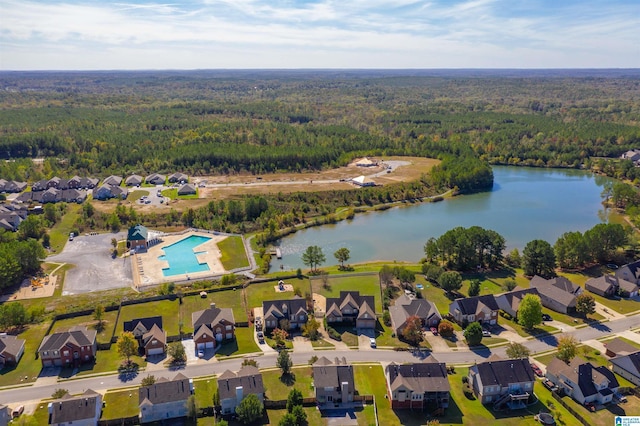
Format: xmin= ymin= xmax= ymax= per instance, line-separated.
xmin=550 ymin=391 xmax=589 ymax=425
xmin=97 ymin=415 xmax=139 ymax=426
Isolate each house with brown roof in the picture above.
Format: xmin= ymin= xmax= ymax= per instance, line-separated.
xmin=529 ymin=275 xmax=582 ymax=314
xmin=47 ymin=389 xmax=102 ymax=426
xmin=141 ymin=325 xmax=166 ymax=357
xmin=139 ymin=373 xmax=193 ymax=423
xmin=546 ymin=357 xmax=619 ymax=405
xmin=385 ymin=355 xmax=450 ymax=410
xmin=0 ymin=334 xmax=25 ymax=368
xmin=262 ymin=297 xmax=308 ymax=333
xmin=389 ymin=294 xmax=441 ymax=337
xmin=468 ymin=356 xmax=535 ymax=409
xmin=38 ymin=326 xmax=96 ymax=367
xmin=325 ymin=291 xmax=376 ymax=330
xmin=448 ymin=294 xmax=499 ymax=326
xmin=192 ymin=303 xmax=235 ymax=352
xmin=312 ymin=357 xmax=355 ymax=408
xmin=217 ymin=365 xmax=264 ymax=415
xmin=495 ymin=287 xmax=540 ymax=318
xmin=604 ymin=337 xmax=638 ymax=358
xmin=611 ymin=351 xmax=640 ymax=386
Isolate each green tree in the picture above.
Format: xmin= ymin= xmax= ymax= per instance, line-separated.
xmin=117 ymin=331 xmax=138 ymax=365
xmin=584 ymin=223 xmax=627 ymax=263
xmin=0 ymin=303 xmax=28 ymax=330
xmin=522 ymin=239 xmax=556 ymax=278
xmin=302 ymin=317 xmax=320 ymax=341
xmin=439 ymin=271 xmax=463 ymax=295
xmin=575 ymin=293 xmax=596 ymax=318
xmin=463 ymin=322 xmax=483 ymax=346
xmin=301 ymin=245 xmax=325 ymax=273
xmin=503 ymin=279 xmax=517 ymax=291
xmin=506 ymin=248 xmax=521 ymax=267
xmin=468 ymin=279 xmax=481 ymax=297
xmin=93 ymin=305 xmax=105 ymax=332
xmin=286 ymin=389 xmax=303 ymax=412
xmin=505 ymin=342 xmax=531 ymax=359
xmin=379 ymin=265 xmax=394 ymax=288
xmin=18 ymin=215 xmax=45 ymax=240
xmin=517 ymin=294 xmax=543 ymax=330
xmin=168 ymin=342 xmax=186 ymax=364
xmin=272 ymin=328 xmax=289 ymax=348
xmin=554 ymin=231 xmax=588 ymax=269
xmin=422 ymin=263 xmax=444 ymax=283
xmin=141 ymin=375 xmax=156 ymax=386
xmin=236 ymin=393 xmax=263 ymax=424
xmin=187 ymin=395 xmax=197 ymax=420
xmin=242 ymin=358 xmax=259 ymax=368
xmin=277 ymin=350 xmax=293 ymax=376
xmin=279 ymin=413 xmax=297 ymax=426
xmin=51 ymin=389 xmax=69 ymax=399
xmin=334 ymin=247 xmax=350 ymax=270
xmin=401 ymin=315 xmax=424 ymax=346
xmin=557 ymin=335 xmax=579 ymax=363
xmin=291 ymin=404 xmax=307 ymax=424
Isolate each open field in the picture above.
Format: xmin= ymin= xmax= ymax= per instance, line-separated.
xmin=194 ymin=377 xmax=218 ymax=409
xmin=215 ymin=327 xmax=260 ymax=357
xmin=102 ymin=388 xmax=140 ymax=419
xmin=218 ymin=236 xmax=250 ymax=270
xmin=117 ymin=300 xmax=180 ymax=335
xmin=311 ymin=274 xmax=383 ymax=313
xmin=48 ymin=203 xmax=82 ymax=254
xmin=52 ymin=310 xmax=119 ymax=344
xmin=245 ymin=278 xmax=308 ymax=313
xmin=262 ymin=366 xmax=315 ymax=399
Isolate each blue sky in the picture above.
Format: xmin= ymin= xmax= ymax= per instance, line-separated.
xmin=1 ymin=0 xmax=639 ymax=70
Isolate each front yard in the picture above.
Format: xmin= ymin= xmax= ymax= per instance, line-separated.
xmin=0 ymin=321 xmax=50 ymax=386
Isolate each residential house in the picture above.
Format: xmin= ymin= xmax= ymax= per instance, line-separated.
xmin=0 ymin=334 xmax=25 ymax=368
xmin=610 ymin=351 xmax=640 ymax=386
xmin=145 ymin=173 xmax=166 ymax=185
xmin=127 ymin=224 xmax=149 ymax=252
xmin=168 ymin=173 xmax=189 ymax=184
xmin=585 ymin=275 xmax=618 ymax=297
xmin=385 ymin=356 xmax=450 ymax=410
xmin=546 ymin=357 xmax=619 ymax=405
xmin=102 ymin=175 xmax=123 ymax=186
xmin=141 ymin=325 xmax=167 ymax=357
xmin=124 ymin=316 xmax=163 ymax=338
xmin=389 ymin=294 xmax=441 ymax=337
xmin=47 ymin=389 xmax=102 ymax=426
xmin=15 ymin=188 xmax=87 ymax=204
xmin=448 ymin=294 xmax=499 ymax=326
xmin=0 ymin=180 xmax=27 ymax=193
xmin=468 ymin=356 xmax=535 ymax=409
xmin=604 ymin=338 xmax=638 ymax=358
xmin=177 ymin=183 xmax=197 ymax=196
xmin=92 ymin=184 xmax=128 ymax=200
xmin=325 ymin=291 xmax=376 ymax=329
xmin=192 ymin=303 xmax=235 ymax=351
xmin=616 ymin=260 xmax=640 ymax=285
xmin=262 ymin=297 xmax=308 ymax=332
xmin=313 ymin=357 xmax=355 ymax=407
xmin=0 ymin=204 xmax=27 ymax=232
xmin=618 ymin=278 xmax=640 ymax=298
xmin=217 ymin=365 xmax=264 ymax=415
xmin=621 ymin=149 xmax=640 ymax=162
xmin=529 ymin=275 xmax=582 ymax=314
xmin=0 ymin=404 xmax=8 ymax=426
xmin=125 ymin=174 xmax=143 ymax=186
xmin=139 ymin=373 xmax=193 ymax=423
xmin=495 ymin=287 xmax=540 ymax=318
xmin=38 ymin=326 xmax=97 ymax=367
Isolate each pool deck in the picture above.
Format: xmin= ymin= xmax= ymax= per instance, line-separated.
xmin=135 ymin=231 xmax=228 ymax=287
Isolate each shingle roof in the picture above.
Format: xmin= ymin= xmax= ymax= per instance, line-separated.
xmin=177 ymin=183 xmax=197 ymax=195
xmin=0 ymin=334 xmax=25 ymax=359
xmin=325 ymin=291 xmax=376 ymax=318
xmin=192 ymin=304 xmax=235 ymax=333
xmin=312 ymin=357 xmax=355 ymax=391
xmin=123 ymin=316 xmax=163 ymax=335
xmin=617 ymin=260 xmax=640 ymax=284
xmin=39 ymin=326 xmax=96 ymax=352
xmin=474 ymin=358 xmax=534 ymax=387
xmin=142 ymin=324 xmax=166 ymax=348
xmin=127 ymin=224 xmax=148 ymax=241
xmin=386 ymin=361 xmax=450 ymax=393
xmin=217 ymin=366 xmax=264 ymax=400
xmin=262 ymin=297 xmax=307 ymax=323
xmin=389 ymin=295 xmax=441 ymax=332
xmin=139 ymin=373 xmax=191 ymax=405
xmin=585 ymin=275 xmax=617 ymax=293
xmin=611 ymin=351 xmax=640 ymax=377
xmin=548 ymin=357 xmax=618 ymax=397
xmin=452 ymin=294 xmax=498 ymax=316
xmin=49 ymin=389 xmax=100 ymax=424
xmin=605 ymin=338 xmax=638 ymax=356
xmin=530 ymin=275 xmax=579 ymax=307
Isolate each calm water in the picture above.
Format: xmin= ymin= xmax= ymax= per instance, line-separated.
xmin=159 ymin=235 xmax=211 ymax=276
xmin=273 ymin=166 xmax=613 ymax=271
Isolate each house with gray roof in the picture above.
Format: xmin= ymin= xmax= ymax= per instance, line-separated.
xmin=585 ymin=275 xmax=618 ymax=297
xmin=123 ymin=316 xmax=165 ymax=356
xmin=102 ymin=175 xmax=123 ymax=186
xmin=262 ymin=297 xmax=308 ymax=333
xmin=47 ymin=389 xmax=102 ymax=426
xmin=0 ymin=180 xmax=27 ymax=193
xmin=217 ymin=365 xmax=264 ymax=415
xmin=468 ymin=356 xmax=535 ymax=409
xmin=125 ymin=174 xmax=143 ymax=186
xmin=385 ymin=355 xmax=450 ymax=410
xmin=313 ymin=357 xmax=355 ymax=408
xmin=139 ymin=373 xmax=193 ymax=423
xmin=604 ymin=337 xmax=638 ymax=358
xmin=0 ymin=205 xmax=26 ymax=232
xmin=617 ymin=260 xmax=640 ymax=284
xmin=38 ymin=326 xmax=96 ymax=368
xmin=529 ymin=275 xmax=582 ymax=314
xmin=168 ymin=172 xmax=189 ymax=183
xmin=546 ymin=357 xmax=619 ymax=405
xmin=0 ymin=334 xmax=25 ymax=368
xmin=449 ymin=294 xmax=499 ymax=326
xmin=389 ymin=294 xmax=441 ymax=337
xmin=495 ymin=287 xmax=540 ymax=318
xmin=611 ymin=351 xmax=640 ymax=386
xmin=145 ymin=173 xmax=166 ymax=185
xmin=0 ymin=403 xmax=9 ymax=426
xmin=93 ymin=184 xmax=128 ymax=200
xmin=177 ymin=183 xmax=197 ymax=196
xmin=325 ymin=291 xmax=376 ymax=329
xmin=192 ymin=303 xmax=235 ymax=351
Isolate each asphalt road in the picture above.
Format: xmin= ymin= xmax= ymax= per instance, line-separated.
xmin=2 ymin=313 xmax=638 ymax=405
xmin=47 ymin=232 xmax=132 ymax=294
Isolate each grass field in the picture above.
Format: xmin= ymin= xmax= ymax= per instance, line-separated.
xmin=0 ymin=321 xmax=50 ymax=386
xmin=68 ymin=346 xmax=146 ymax=377
xmin=311 ymin=274 xmax=383 ymax=313
xmin=117 ymin=300 xmax=180 ymax=336
xmin=102 ymin=388 xmax=140 ymax=419
xmin=194 ymin=377 xmax=218 ymax=409
xmin=48 ymin=203 xmax=82 ymax=254
xmin=52 ymin=310 xmax=119 ymax=344
xmin=354 ymin=364 xmax=393 ymax=425
xmin=262 ymin=366 xmax=315 ymax=399
xmin=162 ymin=188 xmax=199 ymax=199
xmin=245 ymin=279 xmax=309 ymax=313
xmin=215 ymin=327 xmax=260 ymax=357
xmin=218 ymin=236 xmax=250 ymax=270
xmin=198 ymin=289 xmax=247 ymax=323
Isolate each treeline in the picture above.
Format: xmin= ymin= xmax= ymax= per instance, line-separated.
xmin=553 ymin=223 xmax=627 ymax=269
xmin=0 ymin=230 xmax=46 ymax=290
xmin=423 ymin=226 xmax=506 ymax=270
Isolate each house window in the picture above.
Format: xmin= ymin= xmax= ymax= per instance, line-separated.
xmin=299 ymin=315 xmax=305 ymax=321
xmin=225 ymin=325 xmax=232 ymax=330
xmin=63 ymin=351 xmax=69 ymax=356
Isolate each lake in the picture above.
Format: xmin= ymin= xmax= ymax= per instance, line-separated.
xmin=273 ymin=166 xmax=614 ymax=271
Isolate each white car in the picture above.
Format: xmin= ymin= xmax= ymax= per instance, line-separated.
xmin=370 ymin=338 xmax=377 ymax=348
xmin=482 ymin=330 xmax=491 ymax=337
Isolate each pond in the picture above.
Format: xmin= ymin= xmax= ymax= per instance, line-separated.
xmin=273 ymin=166 xmax=614 ymax=271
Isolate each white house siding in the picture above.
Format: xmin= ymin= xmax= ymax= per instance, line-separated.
xmin=612 ymin=365 xmax=640 ymax=386
xmin=140 ymin=400 xmax=188 ymax=423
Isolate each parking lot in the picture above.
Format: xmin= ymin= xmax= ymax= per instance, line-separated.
xmin=48 ymin=232 xmax=132 ymax=294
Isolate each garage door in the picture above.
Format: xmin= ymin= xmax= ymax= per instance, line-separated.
xmin=147 ymin=347 xmax=164 ymax=356
xmin=205 ymin=341 xmax=214 ymax=349
xmin=54 ymin=359 xmax=62 ymax=367
xmin=43 ymin=360 xmax=53 ymax=367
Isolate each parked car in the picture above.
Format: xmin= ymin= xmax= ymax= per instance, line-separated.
xmin=614 ymin=392 xmax=627 ymax=402
xmin=584 ymin=402 xmax=596 ymax=412
xmin=606 ymin=263 xmax=619 ymax=269
xmin=542 ymin=314 xmax=552 ymax=321
xmin=12 ymin=405 xmax=24 ymax=418
xmin=482 ymin=330 xmax=491 ymax=337
xmin=257 ymin=331 xmax=265 ymax=344
xmin=430 ymin=327 xmax=439 ymax=336
xmin=531 ymin=363 xmax=544 ymax=377
xmin=543 ymin=380 xmax=557 ymax=391
xmin=370 ymin=338 xmax=377 ymax=348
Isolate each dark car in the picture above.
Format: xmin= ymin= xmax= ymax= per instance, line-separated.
xmin=543 ymin=380 xmax=557 ymax=391
xmin=584 ymin=402 xmax=596 ymax=412
xmin=542 ymin=314 xmax=552 ymax=321
xmin=257 ymin=331 xmax=265 ymax=344
xmin=531 ymin=363 xmax=544 ymax=377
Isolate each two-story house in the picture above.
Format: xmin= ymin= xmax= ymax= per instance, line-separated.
xmin=312 ymin=357 xmax=355 ymax=408
xmin=389 ymin=294 xmax=441 ymax=337
xmin=123 ymin=316 xmax=166 ymax=356
xmin=529 ymin=275 xmax=582 ymax=314
xmin=468 ymin=356 xmax=535 ymax=410
xmin=192 ymin=303 xmax=235 ymax=352
xmin=385 ymin=355 xmax=450 ymax=410
xmin=546 ymin=357 xmax=619 ymax=405
xmin=449 ymin=294 xmax=499 ymax=326
xmin=217 ymin=365 xmax=264 ymax=415
xmin=495 ymin=287 xmax=540 ymax=319
xmin=610 ymin=351 xmax=640 ymax=386
xmin=262 ymin=297 xmax=308 ymax=333
xmin=38 ymin=326 xmax=97 ymax=368
xmin=324 ymin=291 xmax=376 ymax=330
xmin=47 ymin=389 xmax=102 ymax=426
xmin=139 ymin=373 xmax=193 ymax=423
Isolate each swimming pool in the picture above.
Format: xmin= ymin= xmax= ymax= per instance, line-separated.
xmin=158 ymin=235 xmax=212 ymax=277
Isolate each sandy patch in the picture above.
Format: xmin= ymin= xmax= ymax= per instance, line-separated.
xmin=1 ymin=274 xmax=56 ymax=302
xmin=274 ymin=284 xmax=294 ymax=293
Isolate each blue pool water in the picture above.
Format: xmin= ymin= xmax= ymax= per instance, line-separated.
xmin=159 ymin=235 xmax=212 ymax=277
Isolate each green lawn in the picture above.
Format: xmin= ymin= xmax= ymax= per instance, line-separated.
xmin=102 ymin=388 xmax=140 ymax=419
xmin=354 ymin=364 xmax=397 ymax=426
xmin=20 ymin=399 xmax=52 ymax=425
xmin=129 ymin=189 xmax=150 ymax=200
xmin=215 ymin=327 xmax=261 ymax=357
xmin=180 ymin=293 xmax=246 ymax=333
xmin=193 ymin=377 xmax=217 ymax=409
xmin=52 ymin=310 xmax=119 ymax=344
xmin=311 ymin=274 xmax=383 ymax=313
xmin=67 ymin=346 xmax=146 ymax=377
xmin=48 ymin=203 xmax=82 ymax=254
xmin=245 ymin=279 xmax=309 ymax=313
xmin=262 ymin=366 xmax=315 ymax=399
xmin=532 ymin=381 xmax=584 ymax=426
xmin=218 ymin=236 xmax=250 ymax=270
xmin=0 ymin=321 xmax=49 ymax=385
xmin=501 ymin=315 xmax=558 ymax=338
xmin=268 ymin=407 xmax=323 ymax=426
xmin=311 ymin=338 xmax=335 ymax=349
xmin=374 ymin=321 xmax=430 ymax=350
xmin=117 ymin=300 xmax=180 ymax=336
xmin=162 ymin=188 xmax=198 ymax=199
xmin=559 ymin=391 xmax=640 ymax=426
xmin=414 ymin=275 xmax=455 ymax=318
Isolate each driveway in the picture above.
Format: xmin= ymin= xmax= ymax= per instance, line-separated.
xmin=48 ymin=232 xmax=132 ymax=294
xmin=423 ymin=333 xmax=451 ymax=352
xmin=293 ymin=336 xmax=313 ymax=352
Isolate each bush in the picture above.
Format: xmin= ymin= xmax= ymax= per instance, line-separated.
xmin=327 ymin=326 xmax=342 ymax=341
xmin=382 ymin=311 xmax=391 ymax=326
xmin=462 ymin=376 xmax=468 ymax=384
xmin=594 ymin=350 xmax=601 ymax=356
